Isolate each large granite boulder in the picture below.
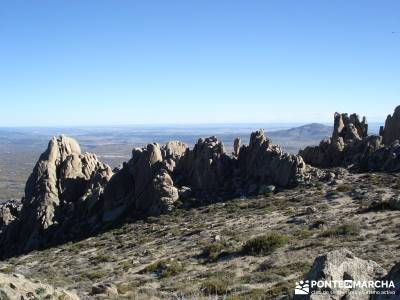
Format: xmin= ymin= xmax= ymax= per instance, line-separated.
xmin=304 ymin=249 xmax=386 ymax=299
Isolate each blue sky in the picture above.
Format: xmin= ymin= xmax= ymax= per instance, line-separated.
xmin=0 ymin=0 xmax=399 ymax=126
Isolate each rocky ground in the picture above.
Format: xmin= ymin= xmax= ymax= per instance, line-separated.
xmin=1 ymin=170 xmax=399 ymax=299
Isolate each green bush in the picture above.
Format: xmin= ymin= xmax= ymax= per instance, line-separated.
xmin=242 ymin=233 xmax=287 ymax=256
xmin=35 ymin=287 xmax=46 ymax=295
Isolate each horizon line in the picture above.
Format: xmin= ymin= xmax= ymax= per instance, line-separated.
xmin=0 ymin=121 xmax=386 ymax=129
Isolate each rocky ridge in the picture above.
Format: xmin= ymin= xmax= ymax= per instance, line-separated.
xmin=0 ymin=130 xmax=317 ymax=257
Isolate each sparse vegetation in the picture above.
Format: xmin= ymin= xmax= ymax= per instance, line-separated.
xmin=1 ymin=171 xmax=399 ymax=298
xmin=201 ymin=272 xmax=233 ymax=295
xmin=90 ymin=253 xmax=111 ymax=264
xmin=310 ymin=219 xmax=327 ymax=229
xmin=140 ymin=259 xmax=184 ymax=278
xmin=242 ymin=233 xmax=287 ymax=256
xmin=336 ymin=184 xmax=352 ymax=193
xmin=35 ymin=287 xmax=46 ymax=295
xmin=202 ymin=242 xmax=225 ymax=261
xmin=320 ymin=223 xmax=360 ymax=238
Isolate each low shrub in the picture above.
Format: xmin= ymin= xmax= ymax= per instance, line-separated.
xmin=201 ymin=275 xmax=231 ymax=295
xmin=242 ymin=233 xmax=287 ymax=256
xmin=336 ymin=184 xmax=352 ymax=193
xmin=140 ymin=259 xmax=184 ymax=278
xmin=202 ymin=242 xmax=225 ymax=261
xmin=320 ymin=223 xmax=360 ymax=238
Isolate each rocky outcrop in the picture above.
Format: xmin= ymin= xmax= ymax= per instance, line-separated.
xmin=175 ymin=137 xmax=234 ymax=198
xmin=103 ymin=142 xmax=183 ymax=222
xmin=0 ymin=200 xmax=20 ymax=232
xmin=300 ymin=113 xmax=368 ymax=168
xmin=0 ymin=135 xmax=112 ymax=255
xmin=0 ymin=131 xmax=316 ymax=257
xmin=0 ymin=272 xmax=79 ymax=300
xmin=238 ymin=130 xmax=307 ymax=188
xmin=381 ymin=106 xmax=400 ymax=145
xmin=304 ymin=249 xmax=386 ymax=299
xmin=104 ymin=131 xmax=315 ymax=220
xmin=300 ymin=106 xmax=400 ymax=172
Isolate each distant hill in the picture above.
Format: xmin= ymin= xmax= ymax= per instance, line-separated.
xmin=269 ymin=123 xmax=332 ymax=140
xmin=266 ymin=123 xmax=332 ymax=153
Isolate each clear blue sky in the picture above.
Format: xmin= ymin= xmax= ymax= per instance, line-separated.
xmin=0 ymin=0 xmax=399 ymax=126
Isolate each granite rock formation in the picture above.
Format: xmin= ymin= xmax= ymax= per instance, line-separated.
xmin=380 ymin=106 xmax=400 ymax=145
xmin=300 ymin=106 xmax=400 ymax=172
xmin=299 ymin=112 xmax=368 ymax=168
xmin=238 ymin=130 xmax=307 ymax=189
xmin=0 ymin=131 xmax=317 ymax=257
xmin=0 ymin=135 xmax=112 ymax=255
xmin=103 ymin=142 xmax=182 ymax=222
xmin=175 ymin=136 xmax=234 ymax=198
